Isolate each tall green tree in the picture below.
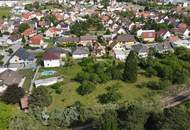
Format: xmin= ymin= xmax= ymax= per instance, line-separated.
xmin=1 ymin=85 xmax=25 ymax=104
xmin=99 ymin=110 xmax=119 ymax=130
xmin=123 ymin=51 xmax=138 ymax=83
xmin=101 ymin=0 xmax=110 ymax=8
xmin=118 ymin=105 xmax=148 ymax=130
xmin=29 ymin=87 xmax=52 ymax=108
xmin=77 ymin=81 xmax=96 ymax=95
xmin=21 ymin=36 xmax=26 ymax=44
xmin=18 ymin=23 xmax=30 ymax=33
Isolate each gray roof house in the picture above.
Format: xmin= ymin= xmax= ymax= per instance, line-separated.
xmin=0 ymin=69 xmax=23 ymax=86
xmin=153 ymin=41 xmax=174 ymax=54
xmin=57 ymin=37 xmax=80 ymax=44
xmin=8 ymin=48 xmax=36 ymax=68
xmin=72 ymin=47 xmax=90 ymax=59
xmin=132 ymin=43 xmax=149 ymax=58
xmin=15 ymin=48 xmax=35 ymax=61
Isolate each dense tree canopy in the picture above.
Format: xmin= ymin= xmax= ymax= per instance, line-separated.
xmin=123 ymin=51 xmax=138 ymax=83
xmin=8 ymin=113 xmax=41 ymax=130
xmin=118 ymin=105 xmax=148 ymax=130
xmin=77 ymin=81 xmax=96 ymax=95
xmin=29 ymin=87 xmax=52 ymax=108
xmin=99 ymin=110 xmax=119 ymax=130
xmin=18 ymin=23 xmax=30 ymax=33
xmin=1 ymin=85 xmax=25 ymax=104
xmin=49 ymin=106 xmax=80 ymax=128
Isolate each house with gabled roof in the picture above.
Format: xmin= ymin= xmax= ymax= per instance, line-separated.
xmin=57 ymin=36 xmax=80 ymax=44
xmin=132 ymin=43 xmax=149 ymax=58
xmin=0 ymin=69 xmax=24 ymax=94
xmin=9 ymin=48 xmax=36 ymax=67
xmin=45 ymin=27 xmax=62 ymax=37
xmin=72 ymin=47 xmax=90 ymax=59
xmin=21 ymin=28 xmax=36 ymax=38
xmin=80 ymin=35 xmax=97 ymax=46
xmin=137 ymin=30 xmax=156 ymax=42
xmin=113 ymin=34 xmax=136 ymax=49
xmin=43 ymin=48 xmax=69 ymax=68
xmin=157 ymin=30 xmax=172 ymax=40
xmin=28 ymin=35 xmax=46 ymax=48
xmin=153 ymin=41 xmax=174 ymax=54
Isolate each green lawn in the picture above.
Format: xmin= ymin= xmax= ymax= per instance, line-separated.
xmin=18 ymin=69 xmax=34 ymax=93
xmin=47 ymin=64 xmax=160 ymax=111
xmin=0 ymin=102 xmax=18 ymax=130
xmin=0 ymin=7 xmax=11 ymax=19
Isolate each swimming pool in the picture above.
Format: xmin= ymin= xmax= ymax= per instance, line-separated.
xmin=41 ymin=70 xmax=57 ymax=76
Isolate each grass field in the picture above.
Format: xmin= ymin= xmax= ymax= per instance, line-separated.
xmin=0 ymin=102 xmax=18 ymax=130
xmin=47 ymin=64 xmax=160 ymax=111
xmin=0 ymin=7 xmax=11 ymax=19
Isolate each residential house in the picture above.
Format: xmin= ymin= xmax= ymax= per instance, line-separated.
xmin=157 ymin=30 xmax=172 ymax=40
xmin=140 ymin=30 xmax=156 ymax=42
xmin=91 ymin=43 xmax=106 ymax=57
xmin=45 ymin=27 xmax=62 ymax=37
xmin=7 ymin=34 xmax=22 ymax=45
xmin=57 ymin=36 xmax=80 ymax=44
xmin=132 ymin=43 xmax=149 ymax=58
xmin=56 ymin=22 xmax=70 ymax=32
xmin=172 ymin=39 xmax=190 ymax=49
xmin=43 ymin=48 xmax=68 ymax=67
xmin=113 ymin=49 xmax=130 ymax=61
xmin=153 ymin=41 xmax=174 ymax=54
xmin=0 ymin=35 xmax=9 ymax=46
xmin=21 ymin=28 xmax=36 ymax=38
xmin=28 ymin=35 xmax=46 ymax=48
xmin=168 ymin=36 xmax=179 ymax=43
xmin=172 ymin=28 xmax=190 ymax=39
xmin=0 ymin=69 xmax=24 ymax=94
xmin=9 ymin=48 xmax=36 ymax=67
xmin=72 ymin=47 xmax=90 ymax=59
xmin=114 ymin=34 xmax=136 ymax=49
xmin=22 ymin=12 xmax=35 ymax=21
xmin=80 ymin=35 xmax=97 ymax=46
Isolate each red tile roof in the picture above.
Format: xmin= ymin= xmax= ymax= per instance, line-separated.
xmin=29 ymin=35 xmax=43 ymax=45
xmin=49 ymin=27 xmax=59 ymax=33
xmin=22 ymin=12 xmax=33 ymax=20
xmin=54 ymin=13 xmax=63 ymax=21
xmin=142 ymin=32 xmax=156 ymax=38
xmin=178 ymin=23 xmax=188 ymax=30
xmin=100 ymin=15 xmax=110 ymax=22
xmin=168 ymin=36 xmax=179 ymax=42
xmin=20 ymin=96 xmax=29 ymax=109
xmin=43 ymin=51 xmax=60 ymax=60
xmin=21 ymin=28 xmax=35 ymax=37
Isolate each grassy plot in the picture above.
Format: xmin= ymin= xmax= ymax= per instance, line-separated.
xmin=18 ymin=69 xmax=34 ymax=92
xmin=48 ymin=64 xmax=160 ymax=111
xmin=0 ymin=102 xmax=17 ymax=130
xmin=0 ymin=7 xmax=11 ymax=19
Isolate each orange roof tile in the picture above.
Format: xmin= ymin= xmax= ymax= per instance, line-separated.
xmin=29 ymin=35 xmax=43 ymax=45
xmin=142 ymin=32 xmax=156 ymax=38
xmin=21 ymin=28 xmax=35 ymax=37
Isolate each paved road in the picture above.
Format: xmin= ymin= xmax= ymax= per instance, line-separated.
xmin=162 ymin=89 xmax=190 ymax=108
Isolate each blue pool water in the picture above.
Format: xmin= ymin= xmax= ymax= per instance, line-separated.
xmin=41 ymin=70 xmax=57 ymax=76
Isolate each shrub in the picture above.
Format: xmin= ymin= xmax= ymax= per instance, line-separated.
xmin=77 ymin=81 xmax=96 ymax=95
xmin=99 ymin=85 xmax=122 ymax=104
